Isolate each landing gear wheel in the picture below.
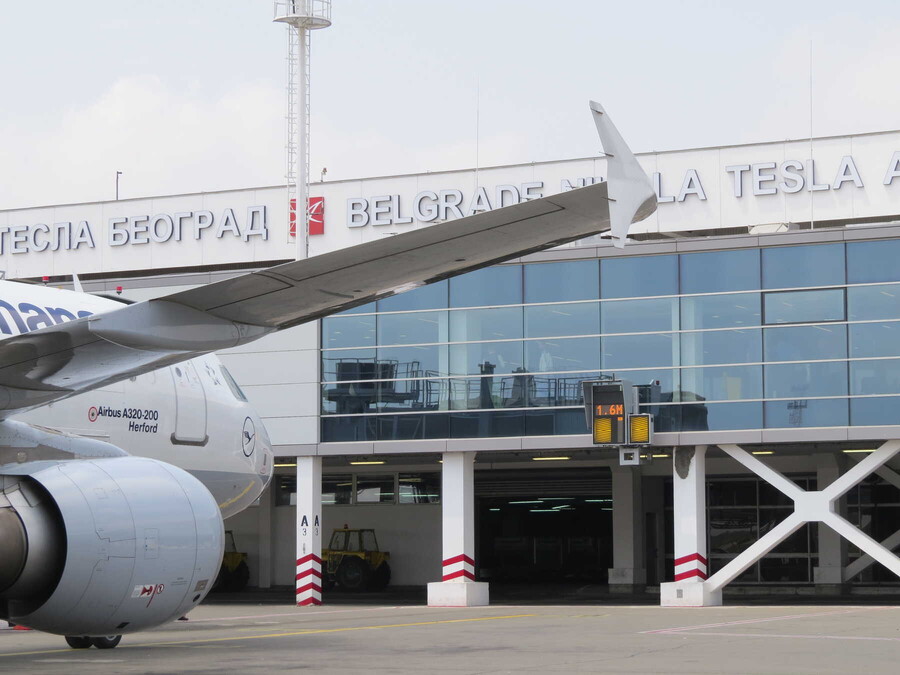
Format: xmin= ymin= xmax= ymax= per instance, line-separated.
xmin=90 ymin=635 xmax=122 ymax=649
xmin=336 ymin=557 xmax=369 ymax=591
xmin=65 ymin=636 xmax=92 ymax=649
xmin=369 ymin=562 xmax=391 ymax=590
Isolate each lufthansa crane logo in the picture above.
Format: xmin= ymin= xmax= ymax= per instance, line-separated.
xmin=242 ymin=417 xmax=256 ymax=457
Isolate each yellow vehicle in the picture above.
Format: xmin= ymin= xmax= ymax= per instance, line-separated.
xmin=322 ymin=528 xmax=391 ymax=591
xmin=213 ymin=530 xmax=250 ymax=592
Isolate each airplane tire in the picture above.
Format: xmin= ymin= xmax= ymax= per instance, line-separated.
xmin=65 ymin=636 xmax=92 ymax=649
xmin=91 ymin=635 xmax=122 ymax=649
xmin=336 ymin=557 xmax=369 ymax=591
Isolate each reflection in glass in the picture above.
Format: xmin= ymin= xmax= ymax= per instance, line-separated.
xmin=680 ymin=249 xmax=760 ymax=294
xmin=763 ymin=289 xmax=845 ymax=324
xmin=602 ymin=333 xmax=678 ymax=369
xmin=600 ymin=254 xmax=678 ymax=299
xmin=450 ymin=410 xmax=524 ymax=437
xmin=322 ymin=314 xmax=376 ymax=348
xmin=525 ymin=337 xmax=600 ymax=373
xmin=681 ymin=294 xmax=761 ymax=330
xmin=765 ymin=361 xmax=848 ymax=398
xmin=850 ymin=322 xmax=900 ymax=358
xmin=322 ymin=349 xmax=375 ymax=381
xmin=601 ymin=297 xmax=678 ymax=333
xmin=525 ymin=302 xmax=599 ymax=338
xmin=449 ymin=375 xmax=533 ymax=410
xmin=322 ymin=474 xmax=353 ymax=505
xmin=764 ymin=325 xmax=847 ymax=362
xmin=851 ymin=359 xmax=900 ymax=396
xmin=450 ymin=266 xmax=521 ymax=307
xmin=848 ymin=285 xmax=900 ymax=321
xmin=377 ymin=280 xmax=447 ymax=312
xmin=377 ymin=344 xmax=447 ymax=377
xmin=525 ymin=260 xmax=599 ymax=303
xmin=761 ymin=243 xmax=845 ymax=289
xmin=850 ymin=397 xmax=900 ymax=426
xmin=449 ymin=341 xmax=524 ymax=376
xmin=764 ymin=398 xmax=848 ymax=428
xmin=847 ymin=239 xmax=900 ymax=284
xmin=679 ymin=365 xmax=762 ymax=401
xmin=682 ymin=401 xmax=761 ymax=431
xmin=356 ymin=474 xmax=395 ymax=503
xmin=378 ymin=311 xmax=447 ymax=345
xmin=681 ymin=329 xmax=761 ymax=366
xmin=710 ymin=508 xmax=758 ymax=554
xmin=399 ymin=473 xmax=441 ymax=504
xmin=525 ymin=408 xmax=590 ymax=435
xmin=449 ymin=306 xmax=522 ymax=342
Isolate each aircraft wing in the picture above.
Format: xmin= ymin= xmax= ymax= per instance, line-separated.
xmin=0 ymin=102 xmax=655 ymax=415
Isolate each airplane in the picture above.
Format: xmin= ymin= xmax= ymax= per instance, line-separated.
xmin=0 ymin=101 xmax=656 ymax=649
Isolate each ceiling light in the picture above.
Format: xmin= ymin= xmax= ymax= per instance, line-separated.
xmin=843 ymin=448 xmax=876 ymax=454
xmin=532 ymin=456 xmax=571 ymax=461
xmin=274 ymin=463 xmax=297 ymax=467
xmin=350 ymin=460 xmax=385 ymax=465
xmin=751 ymin=451 xmax=773 ymax=455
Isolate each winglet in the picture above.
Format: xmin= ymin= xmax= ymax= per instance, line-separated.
xmin=590 ymin=101 xmax=657 ymax=248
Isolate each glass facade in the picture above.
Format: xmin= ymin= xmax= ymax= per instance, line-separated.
xmin=321 ymin=240 xmax=900 ymax=441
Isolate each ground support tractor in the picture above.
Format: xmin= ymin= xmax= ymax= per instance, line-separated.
xmin=322 ymin=528 xmax=391 ymax=591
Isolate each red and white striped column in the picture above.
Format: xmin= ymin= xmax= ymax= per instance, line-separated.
xmin=662 ymin=445 xmax=720 ymax=606
xmin=427 ymin=452 xmax=489 ymax=607
xmin=295 ymin=456 xmax=323 ymax=607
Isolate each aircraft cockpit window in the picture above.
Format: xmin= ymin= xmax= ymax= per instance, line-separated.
xmin=220 ymin=366 xmax=248 ymax=402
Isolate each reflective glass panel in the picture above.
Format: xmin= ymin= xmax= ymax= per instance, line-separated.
xmin=623 ymin=370 xmax=680 ymax=406
xmin=335 ymin=302 xmax=376 ymax=315
xmin=376 ymin=345 xmax=447 ymax=378
xmin=602 ymin=333 xmax=678 ymax=369
xmin=763 ymin=325 xmax=847 ymax=362
xmin=449 ymin=306 xmax=522 ymax=341
xmin=449 ymin=374 xmax=532 ymax=409
xmin=851 ymin=397 xmax=900 ymax=426
xmin=676 ymin=401 xmax=762 ymax=431
xmin=450 ymin=410 xmax=524 ymax=437
xmin=681 ymin=293 xmax=761 ymax=330
xmin=525 ymin=302 xmax=599 ymax=338
xmin=378 ymin=311 xmax=447 ymax=345
xmin=849 ymin=322 xmax=900 ymax=358
xmin=525 ymin=337 xmax=600 ymax=373
xmin=399 ymin=473 xmax=441 ymax=504
xmin=710 ymin=508 xmax=758 ymax=554
xmin=322 ymin=474 xmax=353 ymax=505
xmin=449 ymin=340 xmax=524 ymax=375
xmin=601 ymin=297 xmax=679 ymax=333
xmin=356 ymin=474 xmax=395 ymax=504
xmin=763 ymin=289 xmax=845 ymax=324
xmin=525 ymin=408 xmax=590 ymax=435
xmin=322 ymin=315 xmax=376 ymax=348
xmin=679 ymin=365 xmax=762 ymax=401
xmin=765 ymin=361 xmax=848 ymax=398
xmin=764 ymin=398 xmax=848 ymax=428
xmin=377 ymin=280 xmax=447 ymax=312
xmin=524 ymin=260 xmax=599 ymax=303
xmin=321 ymin=348 xmax=376 ymax=382
xmin=321 ymin=416 xmax=376 ymax=442
xmin=600 ymin=254 xmax=678 ymax=299
xmin=450 ymin=265 xmax=521 ymax=307
xmin=680 ymin=249 xmax=760 ymax=294
xmin=850 ymin=359 xmax=900 ymax=396
xmin=847 ymin=285 xmax=900 ymax=321
xmin=681 ymin=329 xmax=761 ymax=366
xmin=529 ymin=371 xmax=600 ymax=407
xmin=847 ymin=239 xmax=900 ymax=284
xmin=761 ymin=243 xmax=845 ymax=289
xmin=375 ymin=378 xmax=448 ymax=412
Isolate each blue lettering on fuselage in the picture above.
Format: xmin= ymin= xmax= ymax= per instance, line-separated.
xmin=0 ymin=301 xmax=93 ymax=335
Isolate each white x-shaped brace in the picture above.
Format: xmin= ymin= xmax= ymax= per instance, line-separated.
xmin=706 ymin=440 xmax=900 ymax=592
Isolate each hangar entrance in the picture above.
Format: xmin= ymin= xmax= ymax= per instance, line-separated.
xmin=475 ymin=468 xmax=613 ymax=584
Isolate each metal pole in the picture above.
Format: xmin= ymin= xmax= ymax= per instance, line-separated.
xmin=296 ymin=28 xmax=308 ymax=260
xmin=116 ymin=171 xmax=122 ymax=200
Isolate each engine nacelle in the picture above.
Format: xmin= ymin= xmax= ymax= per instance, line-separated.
xmin=0 ymin=457 xmax=223 ymax=636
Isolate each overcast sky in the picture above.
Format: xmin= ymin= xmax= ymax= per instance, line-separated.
xmin=2 ymin=0 xmax=900 ymax=210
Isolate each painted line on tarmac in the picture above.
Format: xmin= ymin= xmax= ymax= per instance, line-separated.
xmin=184 ymin=605 xmax=408 ymax=623
xmin=0 ymin=614 xmax=536 ymax=658
xmin=642 ymin=607 xmax=895 ymax=634
xmin=671 ymin=630 xmax=900 ymax=643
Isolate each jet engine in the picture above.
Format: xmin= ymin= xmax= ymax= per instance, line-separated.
xmin=0 ymin=456 xmax=223 ymax=636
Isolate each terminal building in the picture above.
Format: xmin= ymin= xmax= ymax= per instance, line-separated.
xmin=5 ymin=128 xmax=900 ymax=603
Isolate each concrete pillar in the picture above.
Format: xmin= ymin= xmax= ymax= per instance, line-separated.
xmin=661 ymin=446 xmax=721 ymax=606
xmin=295 ymin=456 xmax=323 ymax=606
xmin=427 ymin=452 xmax=489 ymax=607
xmin=257 ymin=481 xmax=273 ymax=589
xmin=814 ymin=453 xmax=847 ymax=592
xmin=608 ymin=465 xmax=646 ymax=592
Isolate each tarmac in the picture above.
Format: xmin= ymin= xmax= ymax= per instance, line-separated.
xmin=3 ymin=589 xmax=900 ymax=674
